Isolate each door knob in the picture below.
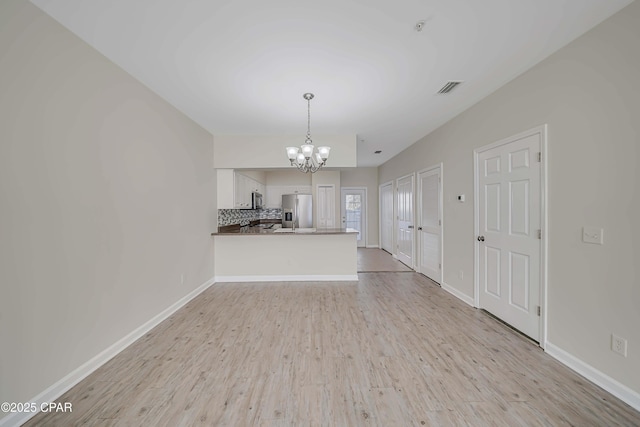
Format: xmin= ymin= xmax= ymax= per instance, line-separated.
xmin=417 ymin=227 xmax=423 ymax=230
xmin=477 ymin=236 xmax=485 ymax=242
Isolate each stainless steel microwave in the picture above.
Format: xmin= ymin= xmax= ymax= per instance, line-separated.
xmin=252 ymin=192 xmax=263 ymax=210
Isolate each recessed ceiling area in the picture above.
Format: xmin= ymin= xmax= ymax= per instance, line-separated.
xmin=31 ymin=0 xmax=632 ymax=167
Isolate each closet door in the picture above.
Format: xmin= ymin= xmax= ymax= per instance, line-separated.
xmin=317 ymin=185 xmax=335 ymax=228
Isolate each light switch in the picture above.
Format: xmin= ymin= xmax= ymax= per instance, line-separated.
xmin=582 ymin=226 xmax=604 ymax=245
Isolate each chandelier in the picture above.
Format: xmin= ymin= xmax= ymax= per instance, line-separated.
xmin=286 ymin=93 xmax=330 ymax=173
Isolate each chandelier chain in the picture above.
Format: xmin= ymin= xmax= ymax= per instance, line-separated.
xmin=306 ymin=94 xmax=312 ymax=142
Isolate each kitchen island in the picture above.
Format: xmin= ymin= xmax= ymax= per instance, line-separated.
xmin=211 ymin=226 xmax=358 ymax=282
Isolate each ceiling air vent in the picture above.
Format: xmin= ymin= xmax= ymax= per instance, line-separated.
xmin=437 ymin=81 xmax=463 ymax=94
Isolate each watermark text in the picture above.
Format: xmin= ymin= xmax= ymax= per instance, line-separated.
xmin=1 ymin=402 xmax=72 ymax=413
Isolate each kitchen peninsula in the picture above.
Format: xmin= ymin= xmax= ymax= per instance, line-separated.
xmin=211 ymin=225 xmax=358 ymax=282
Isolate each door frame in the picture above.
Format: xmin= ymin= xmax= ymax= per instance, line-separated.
xmin=473 ymin=124 xmax=548 ymax=348
xmin=379 ymin=180 xmax=394 ymax=253
xmin=395 ymin=173 xmax=416 ymax=269
xmin=341 ymin=187 xmax=368 ymax=247
xmin=417 ymin=163 xmax=444 ymax=285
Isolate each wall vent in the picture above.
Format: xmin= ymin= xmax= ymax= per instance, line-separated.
xmin=437 ymin=81 xmax=463 ymax=94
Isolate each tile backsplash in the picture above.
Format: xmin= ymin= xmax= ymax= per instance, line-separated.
xmin=218 ymin=208 xmax=282 ymax=226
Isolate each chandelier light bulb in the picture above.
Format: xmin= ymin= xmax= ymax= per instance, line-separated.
xmin=286 ymin=146 xmax=300 ymax=160
xmin=301 ymin=144 xmax=314 ymax=159
xmin=317 ymin=146 xmax=331 ymax=160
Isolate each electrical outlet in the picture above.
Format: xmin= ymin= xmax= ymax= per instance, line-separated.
xmin=583 ymin=226 xmax=604 ymax=245
xmin=181 ymin=273 xmax=185 ymax=285
xmin=459 ymin=270 xmax=464 ymax=280
xmin=611 ymin=334 xmax=627 ymax=357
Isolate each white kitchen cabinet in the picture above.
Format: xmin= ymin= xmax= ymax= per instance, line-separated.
xmin=233 ymin=173 xmax=244 ymax=208
xmin=243 ymin=176 xmax=255 ymax=193
xmin=220 ymin=170 xmax=311 ymax=210
xmin=217 ymin=169 xmax=266 ymax=210
xmin=241 ymin=175 xmax=264 ymax=195
xmin=234 ymin=173 xmax=252 ymax=209
xmin=217 ymin=169 xmax=235 ymax=209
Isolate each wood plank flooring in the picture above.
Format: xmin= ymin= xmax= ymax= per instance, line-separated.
xmin=357 ymin=248 xmax=412 ymax=272
xmin=24 ymin=271 xmax=640 ymax=426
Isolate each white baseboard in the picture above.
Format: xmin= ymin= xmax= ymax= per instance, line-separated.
xmin=0 ymin=277 xmax=216 ymax=427
xmin=214 ymin=274 xmax=359 ymax=283
xmin=365 ymin=244 xmax=379 ymax=249
xmin=441 ymin=281 xmax=475 ymax=307
xmin=545 ymin=342 xmax=640 ymax=412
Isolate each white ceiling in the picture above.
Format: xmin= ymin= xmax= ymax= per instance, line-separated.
xmin=32 ymin=0 xmax=632 ymax=167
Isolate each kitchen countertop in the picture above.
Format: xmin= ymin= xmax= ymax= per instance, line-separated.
xmin=211 ymin=226 xmax=359 ymax=236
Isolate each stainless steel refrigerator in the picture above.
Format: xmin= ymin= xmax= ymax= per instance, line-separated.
xmin=281 ymin=194 xmax=313 ymax=228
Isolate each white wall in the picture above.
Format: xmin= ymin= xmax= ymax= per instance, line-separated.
xmin=214 ymin=134 xmax=357 ymax=168
xmin=265 ymin=169 xmax=312 ymax=186
xmin=0 ymin=0 xmax=216 ymax=418
xmin=341 ymin=168 xmax=379 ymax=246
xmin=379 ymin=1 xmax=640 ymax=397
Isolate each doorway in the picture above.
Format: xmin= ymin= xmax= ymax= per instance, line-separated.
xmin=379 ymin=181 xmax=394 ymax=253
xmin=341 ymin=187 xmax=367 ymax=248
xmin=396 ymin=174 xmax=415 ymax=268
xmin=474 ymin=125 xmax=547 ymax=343
xmin=417 ymin=165 xmax=443 ymax=284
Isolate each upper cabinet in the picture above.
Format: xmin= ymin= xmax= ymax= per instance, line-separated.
xmin=234 ymin=173 xmax=252 ymax=209
xmin=217 ymin=169 xmax=235 ymax=209
xmin=244 ymin=178 xmax=266 ymax=195
xmin=217 ymin=169 xmax=313 ymax=210
xmin=217 ymin=169 xmax=265 ymax=210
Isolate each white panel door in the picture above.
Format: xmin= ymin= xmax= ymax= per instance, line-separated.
xmin=477 ymin=130 xmax=542 ymax=341
xmin=396 ymin=174 xmax=414 ymax=268
xmin=317 ymin=185 xmax=336 ymax=228
xmin=380 ymin=182 xmax=393 ymax=253
xmin=341 ymin=188 xmax=366 ymax=247
xmin=418 ymin=166 xmax=442 ymax=283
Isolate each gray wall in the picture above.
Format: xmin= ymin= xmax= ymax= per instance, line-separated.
xmin=379 ymin=1 xmax=640 ymax=394
xmin=0 ymin=0 xmax=216 ymax=412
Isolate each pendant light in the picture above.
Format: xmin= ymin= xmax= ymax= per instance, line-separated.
xmin=286 ymin=93 xmax=330 ymax=173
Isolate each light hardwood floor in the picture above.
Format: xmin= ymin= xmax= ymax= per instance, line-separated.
xmin=357 ymin=248 xmax=412 ymax=272
xmin=24 ymin=272 xmax=640 ymax=426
